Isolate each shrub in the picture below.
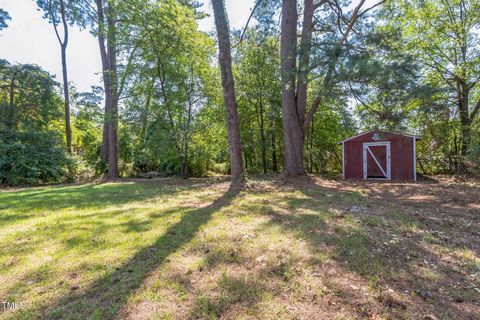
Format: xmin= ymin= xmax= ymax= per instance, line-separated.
xmin=0 ymin=129 xmax=72 ymax=186
xmin=467 ymin=143 xmax=480 ymax=176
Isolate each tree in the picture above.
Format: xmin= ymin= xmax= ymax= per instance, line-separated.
xmin=211 ymin=0 xmax=244 ymax=184
xmin=127 ymin=0 xmax=215 ymax=179
xmin=235 ymin=29 xmax=282 ymax=174
xmin=70 ymin=0 xmax=137 ymax=178
xmin=0 ymin=60 xmax=70 ymax=186
xmin=71 ymin=85 xmax=104 ymax=169
xmin=0 ymin=60 xmax=62 ymax=131
xmin=36 ymin=0 xmax=73 ymax=154
xmin=95 ymin=0 xmax=119 ymax=178
xmin=0 ymin=9 xmax=11 ymax=30
xmin=346 ymin=28 xmax=432 ymax=131
xmin=280 ymin=0 xmax=385 ymax=175
xmin=390 ymin=0 xmax=480 ymax=171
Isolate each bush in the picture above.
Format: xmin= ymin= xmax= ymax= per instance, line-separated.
xmin=467 ymin=142 xmax=480 ymax=176
xmin=0 ymin=129 xmax=72 ymax=186
xmin=69 ymin=155 xmax=97 ymax=182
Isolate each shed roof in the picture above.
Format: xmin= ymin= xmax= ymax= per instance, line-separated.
xmin=339 ymin=130 xmax=421 ymax=144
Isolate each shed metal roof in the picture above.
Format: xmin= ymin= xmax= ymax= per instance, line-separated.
xmin=339 ymin=130 xmax=421 ymax=144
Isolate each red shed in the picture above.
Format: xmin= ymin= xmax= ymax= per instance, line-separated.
xmin=340 ymin=130 xmax=421 ymax=181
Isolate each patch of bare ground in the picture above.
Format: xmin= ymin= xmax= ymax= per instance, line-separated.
xmin=113 ymin=176 xmax=479 ymax=320
xmin=2 ymin=176 xmax=478 ymax=320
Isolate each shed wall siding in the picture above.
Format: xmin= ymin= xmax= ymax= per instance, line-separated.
xmin=343 ymin=131 xmax=415 ymax=180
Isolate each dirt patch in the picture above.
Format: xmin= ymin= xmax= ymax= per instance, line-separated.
xmin=278 ymin=175 xmax=480 ymax=319
xmin=2 ymin=176 xmax=478 ymax=320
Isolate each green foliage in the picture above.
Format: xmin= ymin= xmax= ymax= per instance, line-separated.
xmin=387 ymin=0 xmax=480 ymax=173
xmin=0 ymin=8 xmax=11 ymax=30
xmin=71 ymin=86 xmax=104 ymax=174
xmin=120 ymin=0 xmax=221 ymax=178
xmin=5 ymin=0 xmax=480 ymax=182
xmin=0 ymin=130 xmax=72 ymax=186
xmin=235 ymin=29 xmax=282 ymax=174
xmin=0 ymin=60 xmax=63 ymax=132
xmin=35 ymin=0 xmax=73 ymax=26
xmin=345 ymin=27 xmax=434 ymax=131
xmin=467 ymin=127 xmax=480 ymax=174
xmin=0 ymin=61 xmax=72 ymax=186
xmin=305 ymin=101 xmax=355 ymax=173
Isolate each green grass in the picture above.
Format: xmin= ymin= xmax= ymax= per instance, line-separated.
xmin=0 ymin=177 xmax=478 ymax=319
xmin=0 ymin=179 xmax=229 ymax=319
xmin=390 ymin=210 xmax=420 ymax=234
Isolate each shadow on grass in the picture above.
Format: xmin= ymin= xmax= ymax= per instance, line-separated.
xmin=0 ymin=178 xmax=224 ymax=214
xmin=258 ymin=176 xmax=479 ymax=319
xmin=190 ymin=272 xmax=265 ymax=319
xmin=36 ymin=185 xmax=240 ymax=320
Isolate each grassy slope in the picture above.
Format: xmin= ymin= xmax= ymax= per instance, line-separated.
xmin=0 ymin=177 xmax=478 ymax=320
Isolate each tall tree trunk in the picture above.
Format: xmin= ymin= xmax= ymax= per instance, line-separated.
xmin=281 ymin=0 xmax=305 ymax=176
xmin=309 ymin=117 xmax=314 ymax=173
xmin=7 ymin=74 xmax=16 ymax=130
xmin=296 ymin=0 xmax=315 ymax=126
xmin=279 ymin=0 xmax=367 ymax=176
xmin=59 ymin=0 xmax=71 ymax=154
xmin=106 ymin=7 xmax=119 ymax=179
xmin=97 ymin=0 xmax=110 ymax=165
xmin=270 ymin=118 xmax=278 ymax=173
xmin=269 ymin=100 xmax=278 ymax=173
xmin=211 ymin=0 xmax=244 ymax=185
xmin=49 ymin=0 xmax=71 ymax=153
xmin=96 ymin=0 xmax=118 ymax=179
xmin=271 ymin=134 xmax=278 ymax=173
xmin=181 ymin=150 xmax=188 ymax=179
xmin=181 ymin=83 xmax=194 ymax=180
xmin=258 ymin=100 xmax=267 ymax=174
xmin=243 ymin=152 xmax=248 ymax=172
xmin=458 ymin=82 xmax=472 ymax=172
xmin=453 ymin=128 xmax=459 ymax=173
xmin=140 ymin=84 xmax=153 ymax=145
xmin=61 ymin=45 xmax=72 ymax=154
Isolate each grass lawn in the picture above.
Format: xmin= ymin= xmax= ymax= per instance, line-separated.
xmin=0 ymin=176 xmax=479 ymax=319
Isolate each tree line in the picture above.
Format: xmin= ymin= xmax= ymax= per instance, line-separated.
xmin=0 ymin=0 xmax=479 ymax=186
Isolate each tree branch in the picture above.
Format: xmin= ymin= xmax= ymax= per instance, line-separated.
xmin=357 ymin=0 xmax=387 ymax=18
xmin=302 ymin=51 xmax=338 ymax=133
xmin=60 ymin=0 xmax=69 ymax=48
xmin=471 ymin=98 xmax=480 ymax=121
xmin=48 ymin=0 xmax=63 ymax=46
xmin=339 ymin=0 xmax=366 ymax=43
xmin=232 ymin=0 xmax=263 ymax=48
xmin=313 ymin=0 xmax=329 ymax=10
xmin=118 ymin=44 xmax=139 ymax=98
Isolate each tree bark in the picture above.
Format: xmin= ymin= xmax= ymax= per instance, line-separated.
xmin=271 ymin=131 xmax=278 ymax=173
xmin=106 ymin=6 xmax=119 ymax=179
xmin=96 ymin=0 xmax=109 ymax=165
xmin=61 ymin=45 xmax=72 ymax=154
xmin=7 ymin=73 xmax=16 ymax=130
xmin=48 ymin=0 xmax=71 ymax=153
xmin=456 ymin=81 xmax=473 ymax=172
xmin=254 ymin=94 xmax=267 ymax=174
xmin=296 ymin=0 xmax=315 ymax=126
xmin=140 ymin=83 xmax=153 ymax=145
xmin=96 ymin=0 xmax=118 ymax=179
xmin=259 ymin=99 xmax=267 ymax=174
xmin=59 ymin=0 xmax=71 ymax=154
xmin=281 ymin=0 xmax=305 ymax=176
xmin=270 ymin=109 xmax=278 ymax=173
xmin=181 ymin=80 xmax=194 ymax=179
xmin=279 ymin=0 xmax=369 ymax=175
xmin=211 ymin=0 xmax=244 ymax=184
